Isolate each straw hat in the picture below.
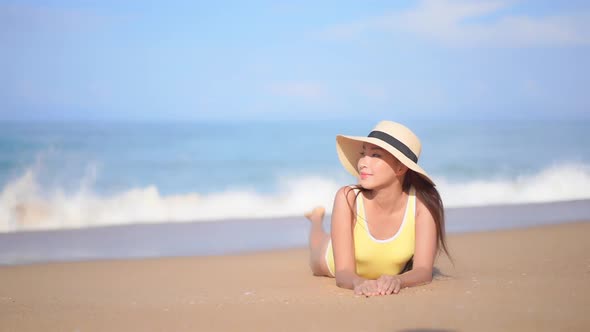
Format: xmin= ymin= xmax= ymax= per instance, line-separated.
xmin=336 ymin=120 xmax=434 ymax=185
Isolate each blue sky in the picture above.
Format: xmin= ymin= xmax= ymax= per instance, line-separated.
xmin=1 ymin=0 xmax=589 ymax=122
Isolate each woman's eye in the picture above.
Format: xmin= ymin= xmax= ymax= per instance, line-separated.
xmin=372 ymin=153 xmax=381 ymax=158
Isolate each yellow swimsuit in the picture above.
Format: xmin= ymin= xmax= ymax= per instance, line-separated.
xmin=325 ymin=186 xmax=416 ymax=279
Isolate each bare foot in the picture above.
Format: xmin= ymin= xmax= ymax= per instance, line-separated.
xmin=304 ymin=206 xmax=325 ymax=224
xmin=306 ymin=206 xmax=330 ymax=276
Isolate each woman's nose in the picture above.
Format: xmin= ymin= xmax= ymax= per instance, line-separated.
xmin=358 ymin=156 xmax=368 ymax=169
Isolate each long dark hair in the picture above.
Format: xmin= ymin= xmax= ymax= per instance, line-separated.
xmin=402 ymin=170 xmax=450 ymax=259
xmin=345 ymin=170 xmax=451 ymax=261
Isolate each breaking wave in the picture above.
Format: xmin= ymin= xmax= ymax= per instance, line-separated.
xmin=1 ymin=162 xmax=589 ymax=232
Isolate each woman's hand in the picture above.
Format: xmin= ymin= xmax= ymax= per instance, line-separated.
xmin=354 ymin=275 xmax=403 ymax=296
xmin=353 ymin=279 xmax=380 ymax=296
xmin=376 ymin=275 xmax=403 ymax=295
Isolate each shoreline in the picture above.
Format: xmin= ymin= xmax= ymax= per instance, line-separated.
xmin=1 ymin=199 xmax=589 ymax=266
xmin=1 ymin=221 xmax=589 ymax=331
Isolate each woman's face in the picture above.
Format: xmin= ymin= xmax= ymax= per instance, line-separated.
xmin=357 ymin=143 xmax=406 ymax=189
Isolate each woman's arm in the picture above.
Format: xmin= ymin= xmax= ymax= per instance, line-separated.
xmin=374 ymin=197 xmax=438 ymax=295
xmin=331 ymin=186 xmax=366 ymax=289
xmin=398 ymin=197 xmax=438 ymax=287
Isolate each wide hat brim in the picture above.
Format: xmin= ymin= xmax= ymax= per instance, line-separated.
xmin=336 ymin=134 xmax=434 ymax=185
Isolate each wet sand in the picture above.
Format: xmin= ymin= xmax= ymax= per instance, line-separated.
xmin=1 ymin=221 xmax=589 ymax=331
xmin=1 ymin=199 xmax=589 ymax=265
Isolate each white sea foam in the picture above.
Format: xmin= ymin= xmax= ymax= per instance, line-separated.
xmin=1 ymin=163 xmax=590 ymax=232
xmin=438 ymin=163 xmax=590 ymax=207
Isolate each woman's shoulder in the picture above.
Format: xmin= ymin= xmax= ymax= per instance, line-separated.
xmin=414 ymin=193 xmax=434 ymax=223
xmin=335 ymin=185 xmax=361 ymax=202
xmin=332 ymin=185 xmax=360 ymax=214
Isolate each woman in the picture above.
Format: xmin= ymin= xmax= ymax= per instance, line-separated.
xmin=305 ymin=120 xmax=450 ymax=297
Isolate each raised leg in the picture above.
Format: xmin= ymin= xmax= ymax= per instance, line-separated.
xmin=304 ymin=206 xmax=331 ymax=277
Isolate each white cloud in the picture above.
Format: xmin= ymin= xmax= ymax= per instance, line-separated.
xmin=318 ymin=0 xmax=590 ymax=47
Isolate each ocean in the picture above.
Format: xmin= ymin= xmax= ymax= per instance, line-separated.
xmin=1 ymin=118 xmax=590 ymax=233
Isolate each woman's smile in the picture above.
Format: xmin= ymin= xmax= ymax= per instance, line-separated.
xmin=360 ymin=172 xmax=372 ymax=180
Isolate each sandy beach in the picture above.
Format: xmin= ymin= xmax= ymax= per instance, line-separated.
xmin=1 ymin=221 xmax=589 ymax=332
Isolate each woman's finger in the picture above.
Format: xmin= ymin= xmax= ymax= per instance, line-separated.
xmin=376 ymin=278 xmax=387 ymax=293
xmin=379 ymin=279 xmax=392 ymax=295
xmin=361 ymin=283 xmax=372 ymax=296
xmin=375 ymin=278 xmax=384 ymax=291
xmin=393 ymin=279 xmax=402 ymax=294
xmin=371 ymin=282 xmax=381 ymax=296
xmin=355 ymin=282 xmax=365 ymax=295
xmin=384 ymin=281 xmax=395 ymax=295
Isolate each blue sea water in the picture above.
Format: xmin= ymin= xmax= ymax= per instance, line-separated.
xmin=1 ymin=118 xmax=589 ymax=232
